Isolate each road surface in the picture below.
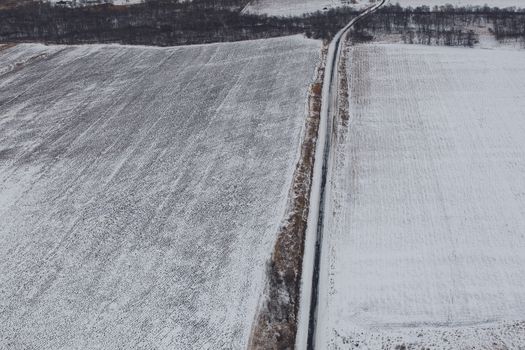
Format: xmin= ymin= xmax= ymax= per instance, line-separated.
xmin=297 ymin=1 xmax=388 ymax=349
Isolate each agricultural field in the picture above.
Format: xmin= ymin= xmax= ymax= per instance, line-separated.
xmin=242 ymin=0 xmax=369 ymax=17
xmin=392 ymin=0 xmax=524 ymax=7
xmin=316 ymin=43 xmax=525 ymax=349
xmin=0 ymin=36 xmax=320 ymax=349
xmin=242 ymin=0 xmax=523 ymax=17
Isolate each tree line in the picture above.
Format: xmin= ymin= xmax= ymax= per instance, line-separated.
xmin=0 ymin=0 xmax=360 ymax=45
xmin=0 ymin=1 xmax=524 ymax=46
xmin=351 ymin=4 xmax=525 ymax=46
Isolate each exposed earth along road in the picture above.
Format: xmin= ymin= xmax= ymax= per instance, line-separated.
xmin=301 ymin=0 xmax=388 ymax=348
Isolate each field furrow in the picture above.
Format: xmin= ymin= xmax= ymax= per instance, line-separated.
xmin=0 ymin=36 xmax=320 ymax=349
xmin=317 ymin=43 xmax=525 ymax=349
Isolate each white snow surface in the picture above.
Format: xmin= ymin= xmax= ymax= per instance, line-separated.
xmin=0 ymin=37 xmax=320 ymax=349
xmin=242 ymin=0 xmax=372 ymax=17
xmin=46 ymin=0 xmax=144 ymax=5
xmin=391 ymin=0 xmax=523 ymax=7
xmin=242 ymin=0 xmax=523 ymax=17
xmin=316 ymin=43 xmax=525 ymax=349
xmin=112 ymin=0 xmax=142 ymax=4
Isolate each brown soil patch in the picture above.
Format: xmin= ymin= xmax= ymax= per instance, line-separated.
xmin=0 ymin=43 xmax=16 ymax=53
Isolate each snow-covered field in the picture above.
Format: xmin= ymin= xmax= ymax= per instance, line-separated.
xmin=46 ymin=0 xmax=144 ymax=5
xmin=0 ymin=37 xmax=320 ymax=349
xmin=242 ymin=0 xmax=371 ymax=17
xmin=316 ymin=43 xmax=525 ymax=349
xmin=392 ymin=0 xmax=523 ymax=7
xmin=242 ymin=0 xmax=522 ymax=17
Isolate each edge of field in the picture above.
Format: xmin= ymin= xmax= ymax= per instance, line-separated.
xmin=248 ymin=42 xmax=328 ymax=350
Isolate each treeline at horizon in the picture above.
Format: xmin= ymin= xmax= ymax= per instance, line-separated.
xmin=0 ymin=0 xmax=524 ymax=47
xmin=0 ymin=0 xmax=360 ymax=45
xmin=352 ymin=4 xmax=525 ymax=46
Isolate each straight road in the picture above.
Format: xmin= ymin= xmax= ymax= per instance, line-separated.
xmin=300 ymin=0 xmax=388 ymax=348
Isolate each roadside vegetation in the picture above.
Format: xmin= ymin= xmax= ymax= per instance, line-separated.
xmin=249 ymin=44 xmax=327 ymax=350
